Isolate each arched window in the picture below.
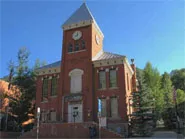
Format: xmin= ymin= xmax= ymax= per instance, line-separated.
xmin=68 ymin=43 xmax=73 ymax=53
xmin=81 ymin=40 xmax=85 ymax=49
xmin=69 ymin=69 xmax=84 ymax=93
xmin=74 ymin=42 xmax=79 ymax=51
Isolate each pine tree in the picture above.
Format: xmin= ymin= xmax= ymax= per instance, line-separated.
xmin=161 ymin=72 xmax=173 ymax=108
xmin=7 ymin=47 xmax=36 ymax=125
xmin=143 ymin=62 xmax=163 ymax=119
xmin=130 ymin=68 xmax=155 ymax=137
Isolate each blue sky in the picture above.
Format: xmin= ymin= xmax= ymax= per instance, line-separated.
xmin=1 ymin=0 xmax=185 ymax=77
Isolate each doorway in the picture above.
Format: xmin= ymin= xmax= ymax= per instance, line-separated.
xmin=68 ymin=103 xmax=83 ymax=123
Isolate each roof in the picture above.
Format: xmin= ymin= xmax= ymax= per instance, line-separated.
xmin=95 ymin=52 xmax=125 ymax=61
xmin=36 ymin=52 xmax=124 ymax=70
xmin=63 ymin=3 xmax=94 ymax=26
xmin=37 ymin=60 xmax=61 ymax=70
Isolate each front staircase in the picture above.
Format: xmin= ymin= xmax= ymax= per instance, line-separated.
xmin=19 ymin=122 xmax=124 ymax=138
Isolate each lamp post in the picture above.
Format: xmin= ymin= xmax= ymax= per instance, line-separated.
xmin=37 ymin=107 xmax=40 ymax=139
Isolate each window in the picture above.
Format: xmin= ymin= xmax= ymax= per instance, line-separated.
xmin=109 ymin=69 xmax=117 ymax=88
xmin=50 ymin=110 xmax=56 ymax=121
xmin=68 ymin=43 xmax=73 ymax=53
xmin=51 ymin=77 xmax=57 ymax=96
xmin=42 ymin=78 xmax=49 ymax=100
xmin=74 ymin=42 xmax=79 ymax=51
xmin=69 ymin=69 xmax=84 ymax=93
xmin=110 ymin=97 xmax=118 ymax=118
xmin=81 ymin=40 xmax=85 ymax=49
xmin=41 ymin=111 xmax=47 ymax=122
xmin=99 ymin=71 xmax=106 ymax=89
xmin=101 ymin=99 xmax=107 ymax=117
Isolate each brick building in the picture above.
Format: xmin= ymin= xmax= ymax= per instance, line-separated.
xmin=36 ymin=3 xmax=137 ymax=124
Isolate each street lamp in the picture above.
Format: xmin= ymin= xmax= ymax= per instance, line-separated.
xmin=37 ymin=107 xmax=40 ymax=139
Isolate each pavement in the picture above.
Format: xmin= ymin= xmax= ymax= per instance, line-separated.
xmin=129 ymin=131 xmax=184 ymax=139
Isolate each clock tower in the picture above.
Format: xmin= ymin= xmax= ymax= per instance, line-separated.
xmin=59 ymin=3 xmax=104 ymax=122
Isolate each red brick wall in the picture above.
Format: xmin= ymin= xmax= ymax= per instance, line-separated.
xmin=60 ymin=25 xmax=94 ymax=122
xmin=20 ymin=123 xmax=122 ymax=138
xmin=94 ymin=64 xmax=128 ymax=122
xmin=36 ymin=73 xmax=61 ymax=120
xmin=35 ymin=24 xmax=135 ymax=123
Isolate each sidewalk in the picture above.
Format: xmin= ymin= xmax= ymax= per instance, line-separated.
xmin=129 ymin=131 xmax=184 ymax=139
xmin=152 ymin=131 xmax=184 ymax=139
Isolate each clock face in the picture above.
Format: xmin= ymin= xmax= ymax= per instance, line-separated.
xmin=72 ymin=31 xmax=82 ymax=40
xmin=95 ymin=35 xmax=100 ymax=45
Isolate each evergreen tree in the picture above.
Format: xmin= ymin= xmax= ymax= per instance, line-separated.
xmin=130 ymin=68 xmax=155 ymax=137
xmin=143 ymin=62 xmax=163 ymax=119
xmin=176 ymin=89 xmax=185 ymax=104
xmin=7 ymin=47 xmax=36 ymax=125
xmin=161 ymin=72 xmax=173 ymax=108
xmin=171 ymin=69 xmax=185 ymax=92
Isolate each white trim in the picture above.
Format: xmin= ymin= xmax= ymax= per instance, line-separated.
xmin=62 ymin=20 xmax=104 ymax=38
xmin=36 ymin=67 xmax=60 ymax=76
xmin=69 ymin=69 xmax=84 ymax=76
xmin=93 ymin=57 xmax=125 ymax=67
xmin=67 ymin=49 xmax=86 ymax=54
xmin=105 ymin=68 xmax=109 ymax=72
xmin=49 ymin=76 xmax=52 ymax=80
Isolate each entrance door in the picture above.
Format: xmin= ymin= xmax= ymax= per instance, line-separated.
xmin=68 ymin=103 xmax=83 ymax=123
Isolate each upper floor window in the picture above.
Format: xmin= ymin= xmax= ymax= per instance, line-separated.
xmin=68 ymin=43 xmax=73 ymax=53
xmin=42 ymin=78 xmax=49 ymax=100
xmin=51 ymin=77 xmax=57 ymax=96
xmin=69 ymin=69 xmax=84 ymax=93
xmin=109 ymin=69 xmax=117 ymax=88
xmin=81 ymin=40 xmax=85 ymax=49
xmin=74 ymin=42 xmax=79 ymax=51
xmin=99 ymin=71 xmax=106 ymax=89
